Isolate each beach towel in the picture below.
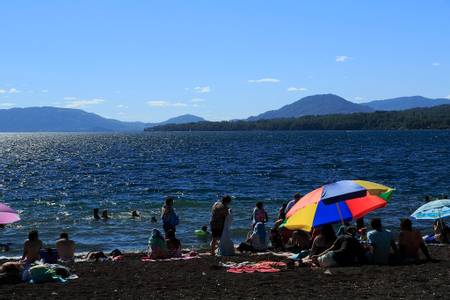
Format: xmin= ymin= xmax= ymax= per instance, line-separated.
xmin=224 ymin=261 xmax=286 ymax=274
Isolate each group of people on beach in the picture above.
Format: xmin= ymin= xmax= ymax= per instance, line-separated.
xmin=4 ymin=192 xmax=449 ymax=270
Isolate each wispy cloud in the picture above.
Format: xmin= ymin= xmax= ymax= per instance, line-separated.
xmin=147 ymin=100 xmax=188 ymax=108
xmin=65 ymin=98 xmax=105 ymax=108
xmin=336 ymin=55 xmax=351 ymax=62
xmin=63 ymin=96 xmax=77 ymax=100
xmin=191 ymin=98 xmax=205 ymax=103
xmin=432 ymin=62 xmax=440 ymax=66
xmin=0 ymin=102 xmax=15 ymax=107
xmin=116 ymin=104 xmax=129 ymax=109
xmin=41 ymin=89 xmax=48 ymax=93
xmin=0 ymin=88 xmax=20 ymax=94
xmin=354 ymin=96 xmax=365 ymax=101
xmin=193 ymin=86 xmax=211 ymax=93
xmin=287 ymin=87 xmax=307 ymax=92
xmin=248 ymin=78 xmax=280 ymax=83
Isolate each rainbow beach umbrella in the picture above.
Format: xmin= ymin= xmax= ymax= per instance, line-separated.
xmin=284 ymin=180 xmax=394 ymax=231
xmin=0 ymin=203 xmax=20 ymax=225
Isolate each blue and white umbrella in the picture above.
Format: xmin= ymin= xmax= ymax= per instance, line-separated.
xmin=411 ymin=199 xmax=450 ymax=220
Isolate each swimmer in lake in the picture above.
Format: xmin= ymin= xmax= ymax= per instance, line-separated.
xmin=131 ymin=210 xmax=140 ymax=218
xmin=93 ymin=208 xmax=101 ymax=220
xmin=102 ymin=210 xmax=109 ymax=220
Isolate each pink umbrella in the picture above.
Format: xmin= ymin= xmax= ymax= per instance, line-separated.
xmin=0 ymin=203 xmax=20 ymax=224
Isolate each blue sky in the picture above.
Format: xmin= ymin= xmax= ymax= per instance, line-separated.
xmin=0 ymin=1 xmax=449 ymax=122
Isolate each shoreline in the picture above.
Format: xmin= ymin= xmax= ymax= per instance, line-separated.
xmin=1 ymin=245 xmax=449 ymax=299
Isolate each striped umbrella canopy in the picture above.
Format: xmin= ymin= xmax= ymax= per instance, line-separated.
xmin=284 ymin=180 xmax=394 ymax=231
xmin=0 ymin=203 xmax=21 ymax=225
xmin=411 ymin=199 xmax=450 ymax=220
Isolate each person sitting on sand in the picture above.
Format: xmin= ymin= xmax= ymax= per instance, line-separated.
xmin=398 ymin=218 xmax=432 ymax=263
xmin=251 ymin=201 xmax=268 ymax=227
xmin=285 ymin=193 xmax=302 ymax=215
xmin=286 ymin=230 xmax=311 ymax=253
xmin=311 ymin=226 xmax=364 ymax=267
xmin=210 ymin=195 xmax=231 ymax=255
xmin=131 ymin=210 xmax=140 ymax=218
xmin=166 ymin=229 xmax=182 ymax=258
xmin=148 ymin=229 xmax=169 ymax=259
xmin=161 ymin=197 xmax=179 ymax=237
xmin=102 ymin=210 xmax=110 ymax=220
xmin=237 ymin=222 xmax=269 ymax=253
xmin=21 ymin=230 xmax=43 ymax=264
xmin=56 ymin=232 xmax=76 ymax=262
xmin=367 ymin=218 xmax=397 ymax=265
xmin=310 ymin=224 xmax=336 ymax=256
xmin=425 ymin=219 xmax=449 ymax=244
xmin=93 ymin=208 xmax=101 ymax=220
xmin=269 ymin=228 xmax=284 ymax=251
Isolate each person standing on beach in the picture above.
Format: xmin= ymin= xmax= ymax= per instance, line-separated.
xmin=285 ymin=193 xmax=302 ymax=215
xmin=251 ymin=201 xmax=268 ymax=227
xmin=161 ymin=197 xmax=179 ymax=237
xmin=210 ymin=195 xmax=231 ymax=256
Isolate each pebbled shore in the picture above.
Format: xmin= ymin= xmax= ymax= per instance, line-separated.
xmin=1 ymin=246 xmax=449 ymax=300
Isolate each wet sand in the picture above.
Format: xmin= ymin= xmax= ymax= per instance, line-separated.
xmin=1 ymin=246 xmax=449 ymax=299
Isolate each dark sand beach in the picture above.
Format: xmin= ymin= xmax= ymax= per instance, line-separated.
xmin=1 ymin=246 xmax=449 ymax=299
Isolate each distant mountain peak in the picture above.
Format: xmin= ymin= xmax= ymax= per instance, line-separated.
xmin=248 ymin=94 xmax=373 ymax=121
xmin=363 ymin=96 xmax=450 ymax=111
xmin=0 ymin=107 xmax=206 ymax=132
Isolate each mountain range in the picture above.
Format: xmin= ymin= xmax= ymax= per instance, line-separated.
xmin=248 ymin=94 xmax=450 ymax=121
xmin=0 ymin=107 xmax=205 ymax=132
xmin=362 ymin=96 xmax=450 ymax=111
xmin=1 ymin=94 xmax=448 ymax=132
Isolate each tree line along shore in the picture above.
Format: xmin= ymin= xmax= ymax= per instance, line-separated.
xmin=147 ymin=105 xmax=450 ymax=131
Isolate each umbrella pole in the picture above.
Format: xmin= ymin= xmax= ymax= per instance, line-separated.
xmin=335 ymin=203 xmax=345 ymax=225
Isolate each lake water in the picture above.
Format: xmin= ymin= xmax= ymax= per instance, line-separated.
xmin=0 ymin=131 xmax=449 ymax=257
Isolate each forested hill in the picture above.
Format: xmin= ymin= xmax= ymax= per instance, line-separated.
xmin=149 ymin=105 xmax=450 ymax=131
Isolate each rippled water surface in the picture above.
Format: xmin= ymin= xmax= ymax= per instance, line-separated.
xmin=0 ymin=131 xmax=449 ymax=256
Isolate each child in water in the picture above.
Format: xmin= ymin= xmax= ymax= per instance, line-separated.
xmin=252 ymin=202 xmax=268 ymax=227
xmin=195 ymin=225 xmax=210 ymax=239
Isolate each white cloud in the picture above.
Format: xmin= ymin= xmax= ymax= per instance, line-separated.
xmin=0 ymin=88 xmax=20 ymax=94
xmin=193 ymin=86 xmax=211 ymax=93
xmin=287 ymin=87 xmax=307 ymax=92
xmin=432 ymin=62 xmax=440 ymax=66
xmin=63 ymin=96 xmax=77 ymax=100
xmin=116 ymin=104 xmax=129 ymax=109
xmin=248 ymin=78 xmax=280 ymax=83
xmin=147 ymin=100 xmax=188 ymax=108
xmin=336 ymin=55 xmax=351 ymax=62
xmin=0 ymin=102 xmax=14 ymax=107
xmin=191 ymin=98 xmax=205 ymax=103
xmin=445 ymin=95 xmax=450 ymax=99
xmin=354 ymin=96 xmax=365 ymax=101
xmin=65 ymin=98 xmax=105 ymax=108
